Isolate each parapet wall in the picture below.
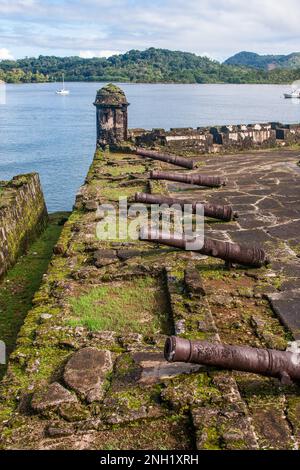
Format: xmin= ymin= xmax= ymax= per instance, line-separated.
xmin=128 ymin=122 xmax=300 ymax=153
xmin=0 ymin=173 xmax=48 ymax=278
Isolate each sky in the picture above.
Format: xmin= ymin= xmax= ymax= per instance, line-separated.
xmin=0 ymin=0 xmax=299 ymax=62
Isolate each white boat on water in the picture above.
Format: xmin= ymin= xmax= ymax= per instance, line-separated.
xmin=284 ymin=89 xmax=300 ymax=99
xmin=56 ymin=74 xmax=69 ymax=95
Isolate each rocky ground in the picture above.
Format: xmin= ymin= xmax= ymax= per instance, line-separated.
xmin=0 ymin=146 xmax=300 ymax=450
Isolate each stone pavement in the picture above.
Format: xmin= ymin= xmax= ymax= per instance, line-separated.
xmin=0 ymin=147 xmax=299 ymax=450
xmin=172 ymin=148 xmax=300 ymax=339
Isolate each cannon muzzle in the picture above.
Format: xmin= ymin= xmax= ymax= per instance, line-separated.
xmin=136 ymin=148 xmax=195 ymax=169
xmin=164 ymin=336 xmax=300 ymax=384
xmin=150 ymin=170 xmax=226 ymax=188
xmin=135 ymin=192 xmax=237 ymax=221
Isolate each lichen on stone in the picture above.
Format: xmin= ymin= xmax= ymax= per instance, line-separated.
xmin=94 ymin=83 xmax=129 ymax=107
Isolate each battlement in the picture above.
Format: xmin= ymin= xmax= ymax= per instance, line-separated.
xmin=93 ymin=84 xmax=300 ymax=154
xmin=128 ymin=122 xmax=300 ymax=153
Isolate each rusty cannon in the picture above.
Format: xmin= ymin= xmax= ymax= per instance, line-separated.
xmin=136 ymin=148 xmax=195 ymax=169
xmin=139 ymin=228 xmax=268 ymax=267
xmin=150 ymin=170 xmax=226 ymax=188
xmin=135 ymin=192 xmax=238 ymax=222
xmin=164 ymin=336 xmax=300 ymax=384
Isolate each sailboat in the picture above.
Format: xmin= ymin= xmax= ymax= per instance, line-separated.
xmin=284 ymin=89 xmax=300 ymax=99
xmin=56 ymin=73 xmax=69 ymax=95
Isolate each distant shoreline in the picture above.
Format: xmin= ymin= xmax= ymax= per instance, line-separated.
xmin=3 ymin=80 xmax=294 ymax=85
xmin=1 ymin=49 xmax=299 ymax=86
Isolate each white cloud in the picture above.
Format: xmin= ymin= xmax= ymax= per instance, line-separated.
xmin=200 ymin=52 xmax=216 ymax=61
xmin=79 ymin=50 xmax=94 ymax=59
xmin=97 ymin=50 xmax=121 ymax=58
xmin=0 ymin=0 xmax=300 ymax=59
xmin=79 ymin=49 xmax=121 ymax=59
xmin=0 ymin=0 xmax=37 ymax=15
xmin=0 ymin=47 xmax=14 ymax=60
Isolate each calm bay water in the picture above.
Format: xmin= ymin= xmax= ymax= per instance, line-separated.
xmin=0 ymin=82 xmax=299 ymax=212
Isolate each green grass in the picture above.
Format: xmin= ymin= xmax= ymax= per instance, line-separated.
xmin=68 ymin=277 xmax=171 ymax=335
xmin=99 ymin=184 xmax=147 ymax=201
xmin=103 ymin=164 xmax=145 ymax=177
xmin=0 ymin=212 xmax=69 ymax=379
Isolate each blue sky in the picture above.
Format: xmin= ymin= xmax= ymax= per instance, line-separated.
xmin=0 ymin=0 xmax=299 ymax=61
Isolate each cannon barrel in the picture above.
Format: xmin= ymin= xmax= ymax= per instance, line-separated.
xmin=164 ymin=336 xmax=300 ymax=384
xmin=139 ymin=229 xmax=268 ymax=267
xmin=135 ymin=192 xmax=237 ymax=222
xmin=136 ymin=148 xmax=195 ymax=169
xmin=150 ymin=170 xmax=226 ymax=188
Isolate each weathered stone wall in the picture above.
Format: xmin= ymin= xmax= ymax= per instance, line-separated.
xmin=0 ymin=173 xmax=48 ymax=278
xmin=272 ymin=123 xmax=300 ymax=143
xmin=210 ymin=123 xmax=276 ymax=150
xmin=128 ymin=122 xmax=300 ymax=154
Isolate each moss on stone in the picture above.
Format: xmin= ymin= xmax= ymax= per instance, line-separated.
xmin=103 ymin=164 xmax=145 ymax=177
xmin=161 ymin=372 xmax=221 ymax=410
xmin=99 ymin=183 xmax=147 ymax=201
xmin=0 ymin=213 xmax=69 ymax=379
xmin=94 ymin=84 xmax=128 ymax=107
xmin=0 ymin=173 xmax=49 ymax=278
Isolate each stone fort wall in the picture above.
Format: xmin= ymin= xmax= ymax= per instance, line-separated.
xmin=0 ymin=173 xmax=48 ymax=278
xmin=128 ymin=122 xmax=300 ymax=153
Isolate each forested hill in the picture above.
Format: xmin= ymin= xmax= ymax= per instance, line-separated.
xmin=1 ymin=48 xmax=300 ymax=84
xmin=224 ymin=51 xmax=300 ymax=70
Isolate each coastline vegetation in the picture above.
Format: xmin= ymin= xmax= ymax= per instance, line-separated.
xmin=225 ymin=51 xmax=300 ymax=70
xmin=1 ymin=48 xmax=299 ymax=84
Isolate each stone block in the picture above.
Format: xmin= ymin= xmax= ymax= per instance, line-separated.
xmin=63 ymin=347 xmax=112 ymax=402
xmin=31 ymin=382 xmax=77 ymax=412
xmin=132 ymin=351 xmax=201 ymax=385
xmin=267 ymin=290 xmax=300 ymax=339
